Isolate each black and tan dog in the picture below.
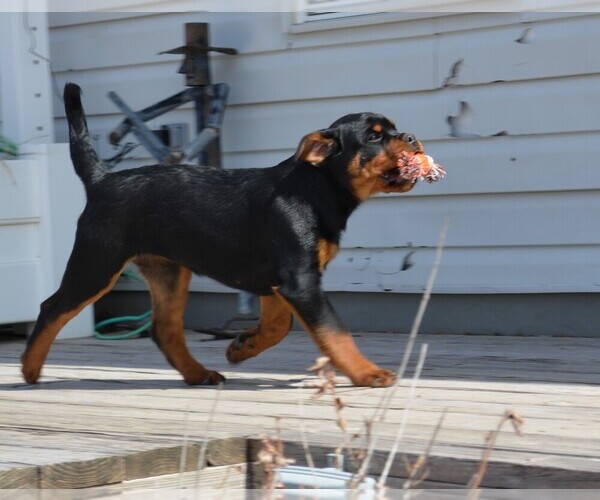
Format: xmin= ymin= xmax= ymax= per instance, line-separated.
xmin=21 ymin=83 xmax=429 ymax=388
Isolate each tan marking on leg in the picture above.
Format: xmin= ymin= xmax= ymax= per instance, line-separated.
xmin=226 ymin=294 xmax=293 ymax=364
xmin=21 ymin=266 xmax=127 ymax=384
xmin=136 ymin=256 xmax=223 ymax=385
xmin=272 ymin=288 xmax=394 ymax=387
xmin=316 ymin=239 xmax=339 ymax=273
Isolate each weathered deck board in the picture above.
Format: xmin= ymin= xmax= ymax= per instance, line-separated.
xmin=0 ymin=331 xmax=598 ymax=489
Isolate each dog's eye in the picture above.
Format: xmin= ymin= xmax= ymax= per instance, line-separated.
xmin=403 ymin=133 xmax=417 ymax=146
xmin=368 ymin=131 xmax=383 ymax=142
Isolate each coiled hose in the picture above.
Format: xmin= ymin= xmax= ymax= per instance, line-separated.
xmin=94 ymin=270 xmax=152 ymax=340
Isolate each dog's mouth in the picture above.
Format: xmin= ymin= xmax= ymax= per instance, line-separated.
xmin=381 ymin=167 xmax=410 ymax=186
xmin=382 ymin=151 xmax=446 ymax=185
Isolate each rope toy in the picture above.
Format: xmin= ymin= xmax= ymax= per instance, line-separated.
xmin=397 ymin=152 xmax=446 ymax=183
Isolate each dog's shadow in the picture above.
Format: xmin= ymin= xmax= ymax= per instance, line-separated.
xmin=0 ymin=375 xmax=309 ymax=392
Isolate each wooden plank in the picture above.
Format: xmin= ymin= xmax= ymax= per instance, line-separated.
xmin=48 ymin=11 xmax=151 ymax=28
xmin=90 ymin=464 xmax=247 ymax=493
xmin=39 ymin=456 xmax=125 ymax=488
xmin=0 ymin=444 xmax=115 ymax=467
xmin=3 ymin=397 xmax=594 ymax=464
xmin=206 ymin=437 xmax=248 ymax=466
xmin=3 ymin=384 xmax=599 ymax=436
xmin=125 ymin=444 xmax=200 ymax=480
xmin=0 ymin=466 xmax=38 ymax=488
xmin=2 ymin=382 xmax=599 ymax=435
xmin=343 ymin=190 xmax=600 ymax=248
xmin=322 ymin=245 xmax=600 ymax=295
xmin=436 ymin=15 xmax=600 ymax=88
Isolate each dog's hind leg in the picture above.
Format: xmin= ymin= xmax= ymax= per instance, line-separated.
xmin=135 ymin=256 xmax=225 ymax=385
xmin=21 ymin=237 xmax=129 ymax=384
xmin=225 ymin=294 xmax=293 ymax=364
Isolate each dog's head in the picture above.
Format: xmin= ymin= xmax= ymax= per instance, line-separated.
xmin=295 ymin=112 xmax=437 ymax=201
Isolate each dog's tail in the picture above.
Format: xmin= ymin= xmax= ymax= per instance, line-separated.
xmin=64 ymin=83 xmax=107 ymax=187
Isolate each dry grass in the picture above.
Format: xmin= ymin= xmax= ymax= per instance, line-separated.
xmin=257 ymin=417 xmax=295 ymax=498
xmin=467 ymin=410 xmax=525 ymax=498
xmin=352 ymin=218 xmax=449 ymax=491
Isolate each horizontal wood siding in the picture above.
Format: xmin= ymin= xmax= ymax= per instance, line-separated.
xmin=48 ymin=11 xmax=600 ymax=294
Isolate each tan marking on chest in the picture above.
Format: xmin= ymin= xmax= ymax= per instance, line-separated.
xmin=317 ymin=239 xmax=339 ymax=273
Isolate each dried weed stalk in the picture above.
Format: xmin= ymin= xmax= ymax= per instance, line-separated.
xmin=178 ymin=406 xmax=192 ymax=490
xmin=258 ymin=417 xmax=295 ymax=497
xmin=377 ymin=343 xmax=429 ymax=491
xmin=297 ymin=390 xmax=316 ymax=469
xmin=353 ymin=219 xmax=449 ymax=490
xmin=194 ymin=382 xmax=224 ymax=496
xmin=307 ymin=356 xmax=352 ymax=463
xmin=403 ymin=407 xmax=447 ymax=494
xmin=215 ymin=463 xmax=246 ymax=500
xmin=467 ymin=409 xmax=525 ymax=499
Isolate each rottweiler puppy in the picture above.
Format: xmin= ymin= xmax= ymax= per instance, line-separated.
xmin=21 ymin=83 xmax=430 ymax=387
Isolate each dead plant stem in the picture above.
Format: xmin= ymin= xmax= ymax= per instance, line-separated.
xmin=377 ymin=343 xmax=428 ymax=490
xmin=194 ymin=383 xmax=224 ymax=496
xmin=353 ymin=218 xmax=449 ymax=487
xmin=178 ymin=406 xmax=191 ymax=490
xmin=402 ymin=407 xmax=448 ymax=496
xmin=467 ymin=409 xmax=524 ymax=500
xmin=298 ymin=392 xmax=316 ymax=469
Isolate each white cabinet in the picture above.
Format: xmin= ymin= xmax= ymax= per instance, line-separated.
xmin=0 ymin=144 xmax=94 ymax=338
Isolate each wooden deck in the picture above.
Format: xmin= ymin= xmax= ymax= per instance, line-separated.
xmin=0 ymin=330 xmax=599 ymax=491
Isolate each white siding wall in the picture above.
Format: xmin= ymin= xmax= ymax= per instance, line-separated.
xmin=48 ymin=11 xmax=600 ymax=295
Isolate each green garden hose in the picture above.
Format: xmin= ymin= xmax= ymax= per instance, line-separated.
xmin=94 ymin=270 xmax=152 ymax=340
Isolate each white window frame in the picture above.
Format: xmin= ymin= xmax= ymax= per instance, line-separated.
xmin=291 ymin=0 xmax=382 ymax=25
xmin=289 ymin=0 xmax=594 ymax=31
xmin=289 ymin=0 xmax=466 ymax=32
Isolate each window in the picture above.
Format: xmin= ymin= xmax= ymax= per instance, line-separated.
xmin=292 ymin=0 xmax=384 ymax=26
xmin=290 ymin=0 xmax=470 ymax=30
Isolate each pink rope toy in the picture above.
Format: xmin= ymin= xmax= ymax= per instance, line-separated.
xmin=397 ymin=151 xmax=446 ymax=183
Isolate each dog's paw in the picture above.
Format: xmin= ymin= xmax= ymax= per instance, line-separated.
xmin=21 ymin=353 xmax=41 ymax=384
xmin=351 ymin=367 xmax=395 ymax=388
xmin=183 ymin=369 xmax=226 ymax=386
xmin=225 ymin=332 xmax=257 ymax=364
xmin=21 ymin=366 xmax=41 ymax=385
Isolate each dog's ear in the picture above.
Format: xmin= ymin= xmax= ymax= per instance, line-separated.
xmin=295 ymin=130 xmax=338 ymax=166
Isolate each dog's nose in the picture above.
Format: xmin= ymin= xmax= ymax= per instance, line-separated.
xmin=400 ymin=132 xmax=423 ymax=152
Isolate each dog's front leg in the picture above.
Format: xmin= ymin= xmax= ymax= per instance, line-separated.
xmin=274 ymin=274 xmax=394 ymax=388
